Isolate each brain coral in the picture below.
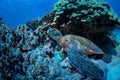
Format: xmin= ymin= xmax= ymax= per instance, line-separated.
xmin=53 ymin=0 xmax=120 ymax=34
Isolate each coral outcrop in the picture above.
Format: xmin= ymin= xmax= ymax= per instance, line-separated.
xmin=0 ymin=22 xmax=23 ymax=79
xmin=52 ymin=0 xmax=120 ymax=35
xmin=0 ymin=21 xmax=83 ymax=80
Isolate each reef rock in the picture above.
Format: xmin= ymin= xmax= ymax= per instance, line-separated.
xmin=52 ymin=0 xmax=120 ymax=35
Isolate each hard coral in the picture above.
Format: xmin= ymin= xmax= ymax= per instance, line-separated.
xmin=0 ymin=22 xmax=24 ymax=80
xmin=53 ymin=0 xmax=120 ymax=34
xmin=16 ymin=24 xmax=50 ymax=51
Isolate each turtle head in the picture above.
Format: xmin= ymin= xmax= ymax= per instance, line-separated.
xmin=47 ymin=28 xmax=62 ymax=40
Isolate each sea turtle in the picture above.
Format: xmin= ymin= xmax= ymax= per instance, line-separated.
xmin=47 ymin=28 xmax=104 ymax=58
xmin=47 ymin=28 xmax=106 ymax=79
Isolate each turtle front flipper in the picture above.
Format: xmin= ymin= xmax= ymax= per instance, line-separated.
xmin=68 ymin=47 xmax=105 ymax=80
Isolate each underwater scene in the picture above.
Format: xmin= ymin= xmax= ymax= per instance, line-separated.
xmin=0 ymin=0 xmax=120 ymax=80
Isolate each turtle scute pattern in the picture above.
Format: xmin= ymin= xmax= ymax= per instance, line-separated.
xmin=68 ymin=46 xmax=104 ymax=80
xmin=65 ymin=35 xmax=104 ymax=55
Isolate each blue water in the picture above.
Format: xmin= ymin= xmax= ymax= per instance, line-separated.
xmin=0 ymin=0 xmax=119 ymax=28
xmin=0 ymin=0 xmax=57 ymax=28
xmin=105 ymin=0 xmax=120 ymax=17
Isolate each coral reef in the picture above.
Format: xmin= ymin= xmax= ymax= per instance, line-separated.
xmin=0 ymin=20 xmax=119 ymax=80
xmin=0 ymin=22 xmax=23 ymax=79
xmin=0 ymin=0 xmax=120 ymax=80
xmin=52 ymin=0 xmax=120 ymax=35
xmin=0 ymin=21 xmax=84 ymax=80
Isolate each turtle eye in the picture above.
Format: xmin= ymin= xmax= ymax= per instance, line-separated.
xmin=52 ymin=30 xmax=57 ymax=33
xmin=52 ymin=29 xmax=56 ymax=32
xmin=54 ymin=31 xmax=61 ymax=38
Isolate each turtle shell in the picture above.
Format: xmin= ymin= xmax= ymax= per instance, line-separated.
xmin=64 ymin=35 xmax=104 ymax=56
